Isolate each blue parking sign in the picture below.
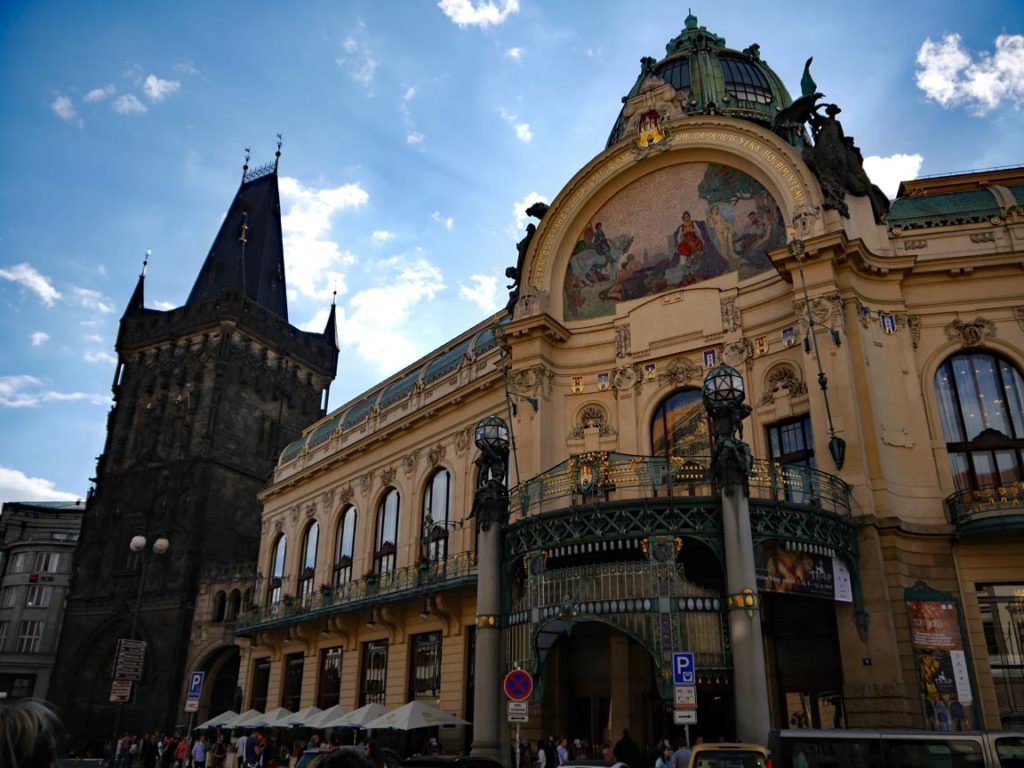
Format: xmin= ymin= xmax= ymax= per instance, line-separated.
xmin=672 ymin=652 xmax=695 ymax=685
xmin=187 ymin=671 xmax=205 ymax=699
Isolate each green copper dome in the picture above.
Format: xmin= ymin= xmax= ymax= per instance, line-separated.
xmin=607 ymin=14 xmax=797 ymax=147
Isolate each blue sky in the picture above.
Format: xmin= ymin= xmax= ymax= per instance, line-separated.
xmin=1 ymin=0 xmax=1022 ymax=503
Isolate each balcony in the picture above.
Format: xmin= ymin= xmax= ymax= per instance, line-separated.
xmin=506 ymin=452 xmax=857 ymax=562
xmin=947 ymin=482 xmax=1024 ymax=537
xmin=235 ymin=551 xmax=477 ymax=635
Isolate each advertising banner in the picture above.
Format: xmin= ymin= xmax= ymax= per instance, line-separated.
xmin=755 ymin=542 xmax=852 ymax=603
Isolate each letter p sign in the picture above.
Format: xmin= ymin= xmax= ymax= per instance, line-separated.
xmin=672 ymin=652 xmax=695 ymax=685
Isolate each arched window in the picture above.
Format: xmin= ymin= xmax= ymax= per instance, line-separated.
xmin=935 ymin=352 xmax=1024 ymax=490
xmin=298 ymin=521 xmax=319 ymax=604
xmin=422 ymin=469 xmax=452 ymax=562
xmin=227 ymin=589 xmax=241 ymax=621
xmin=268 ymin=534 xmax=286 ymax=605
xmin=334 ymin=507 xmax=357 ymax=586
xmin=375 ymin=489 xmax=400 ymax=575
xmin=651 ymin=389 xmax=709 ymax=459
xmin=212 ymin=590 xmax=227 ymax=623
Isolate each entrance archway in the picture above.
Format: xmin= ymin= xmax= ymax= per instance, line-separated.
xmin=198 ymin=645 xmax=241 ymax=720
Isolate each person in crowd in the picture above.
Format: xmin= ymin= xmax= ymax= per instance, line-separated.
xmin=600 ymin=743 xmax=615 ymax=765
xmin=173 ymin=735 xmax=189 ymax=768
xmin=210 ymin=733 xmax=227 ymax=768
xmin=613 ymin=731 xmax=642 ymax=768
xmin=0 ymin=698 xmax=61 ymax=768
xmin=557 ymin=738 xmax=569 ymax=765
xmin=656 ymin=743 xmax=673 ymax=768
xmin=670 ymin=738 xmax=690 ymax=768
xmin=193 ymin=734 xmax=209 ymax=768
xmin=363 ymin=741 xmax=386 ymax=768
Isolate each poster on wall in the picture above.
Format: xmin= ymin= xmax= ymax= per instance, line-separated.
xmin=905 ymin=583 xmax=977 ymax=731
xmin=755 ymin=542 xmax=853 ymax=603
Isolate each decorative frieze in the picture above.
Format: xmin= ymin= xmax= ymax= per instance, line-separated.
xmin=568 ymin=405 xmax=617 ymax=439
xmin=721 ymin=298 xmax=740 ymax=332
xmin=615 ymin=325 xmax=632 ymax=358
xmin=945 ymin=317 xmax=996 ymax=348
xmin=659 ymin=357 xmax=702 ymax=387
xmin=507 ymin=364 xmax=555 ymax=402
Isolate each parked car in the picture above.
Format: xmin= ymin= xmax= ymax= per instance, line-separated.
xmin=400 ymin=756 xmax=504 ymax=768
xmin=688 ymin=743 xmax=769 ymax=768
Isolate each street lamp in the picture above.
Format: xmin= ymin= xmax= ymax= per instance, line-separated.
xmin=701 ymin=364 xmax=770 ymax=745
xmin=470 ymin=415 xmax=510 ymax=763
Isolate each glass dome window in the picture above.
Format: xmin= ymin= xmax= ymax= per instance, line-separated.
xmin=720 ymin=54 xmax=773 ymax=104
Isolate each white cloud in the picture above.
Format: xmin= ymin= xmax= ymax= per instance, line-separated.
xmin=84 ymin=84 xmax=116 ymax=102
xmin=97 ymin=264 xmax=107 ymax=276
xmin=0 ymin=375 xmax=109 ymax=408
xmin=335 ymin=256 xmax=445 ymax=374
xmin=372 ymin=230 xmax=394 ymax=243
xmin=863 ymin=153 xmax=925 ymax=199
xmin=916 ymin=33 xmax=1024 ymax=114
xmin=0 ymin=263 xmax=61 ymax=306
xmin=514 ymin=123 xmax=532 ymax=142
xmin=113 ymin=94 xmax=147 ymax=115
xmin=431 ymin=211 xmax=454 ymax=230
xmin=279 ymin=175 xmax=369 ymax=300
xmin=153 ymin=300 xmax=176 ymax=311
xmin=30 ymin=332 xmax=49 ymax=346
xmin=459 ymin=274 xmax=499 ymax=312
xmin=84 ymin=351 xmax=118 ymax=365
xmin=506 ymin=47 xmax=523 ymax=60
xmin=73 ymin=287 xmax=115 ymax=314
xmin=143 ymin=74 xmax=181 ymax=102
xmin=406 ymin=132 xmax=425 ymax=144
xmin=83 ymin=334 xmax=104 ymax=344
xmin=438 ymin=0 xmax=519 ymax=28
xmin=51 ymin=94 xmax=81 ymax=125
xmin=175 ymin=61 xmax=201 ymax=76
xmin=0 ymin=466 xmax=81 ymax=505
xmin=403 ymin=86 xmax=417 ymax=101
xmin=337 ymin=36 xmax=379 ymax=87
xmin=512 ymin=192 xmax=549 ymax=234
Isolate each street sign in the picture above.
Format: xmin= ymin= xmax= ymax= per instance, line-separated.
xmin=503 ymin=669 xmax=533 ymax=701
xmin=674 ymin=685 xmax=697 ymax=709
xmin=673 ymin=709 xmax=697 ymax=725
xmin=672 ymin=652 xmax=695 ymax=685
xmin=507 ymin=701 xmax=529 ymax=715
xmin=185 ymin=698 xmax=200 ymax=712
xmin=185 ymin=670 xmax=205 ymax=712
xmin=507 ymin=712 xmax=529 ymax=723
xmin=110 ymin=680 xmax=133 ymax=703
xmin=114 ymin=639 xmax=147 ymax=682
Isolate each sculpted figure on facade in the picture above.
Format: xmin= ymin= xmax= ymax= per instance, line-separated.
xmin=945 ymin=317 xmax=996 ymax=348
xmin=659 ymin=357 xmax=703 ymax=387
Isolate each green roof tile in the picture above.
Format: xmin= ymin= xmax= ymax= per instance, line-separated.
xmin=888 ymin=188 xmax=1000 ymax=230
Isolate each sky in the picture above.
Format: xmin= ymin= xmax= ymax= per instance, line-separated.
xmin=0 ymin=0 xmax=1022 ymax=504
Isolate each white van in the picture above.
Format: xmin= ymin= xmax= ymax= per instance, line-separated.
xmin=767 ymin=728 xmax=1024 ymax=768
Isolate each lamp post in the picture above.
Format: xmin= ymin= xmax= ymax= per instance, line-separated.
xmin=469 ymin=415 xmax=510 ymax=763
xmin=702 ymin=364 xmax=771 ymax=745
xmin=112 ymin=533 xmax=170 ymax=739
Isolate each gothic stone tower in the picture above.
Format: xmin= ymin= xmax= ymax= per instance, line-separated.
xmin=51 ymin=158 xmax=338 ymax=741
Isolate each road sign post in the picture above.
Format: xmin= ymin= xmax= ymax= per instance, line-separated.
xmin=672 ymin=652 xmax=695 ymax=685
xmin=503 ymin=669 xmax=533 ymax=701
xmin=185 ymin=670 xmax=205 ymax=712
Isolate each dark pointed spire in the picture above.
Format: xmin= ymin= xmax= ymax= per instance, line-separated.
xmin=122 ymin=249 xmax=149 ymax=317
xmin=186 ymin=146 xmax=289 ymax=320
xmin=323 ymin=288 xmax=339 ymax=350
xmin=275 ymin=133 xmax=283 ymax=171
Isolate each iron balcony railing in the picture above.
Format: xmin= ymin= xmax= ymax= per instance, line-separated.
xmin=509 ymin=452 xmax=851 ymax=521
xmin=946 ymin=482 xmax=1024 ymax=533
xmin=235 ymin=551 xmax=478 ymax=633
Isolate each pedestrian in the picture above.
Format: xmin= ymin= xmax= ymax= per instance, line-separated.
xmin=557 ymin=739 xmax=569 ymax=766
xmin=542 ymin=737 xmax=558 ymax=768
xmin=613 ymin=731 xmax=642 ymax=768
xmin=0 ymin=697 xmax=62 ymax=768
xmin=174 ymin=736 xmax=189 ymax=768
xmin=536 ymin=740 xmax=548 ymax=768
xmin=670 ymin=738 xmax=690 ymax=768
xmin=193 ymin=734 xmax=209 ymax=768
xmin=211 ymin=734 xmax=227 ymax=768
xmin=363 ymin=741 xmax=385 ymax=768
xmin=600 ymin=743 xmax=615 ymax=765
xmin=656 ymin=744 xmax=672 ymax=768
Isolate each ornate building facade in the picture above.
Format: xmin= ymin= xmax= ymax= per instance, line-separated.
xmin=187 ymin=14 xmax=1023 ymax=751
xmin=51 ymin=155 xmax=338 ymax=740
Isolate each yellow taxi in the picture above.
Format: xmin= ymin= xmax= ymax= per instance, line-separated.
xmin=688 ymin=743 xmax=770 ymax=768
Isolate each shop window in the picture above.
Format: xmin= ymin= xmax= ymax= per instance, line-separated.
xmin=334 ymin=507 xmax=356 ymax=586
xmin=17 ymin=620 xmax=43 ymax=653
xmin=651 ymin=389 xmax=709 ymax=459
xmin=317 ymin=647 xmax=343 ymax=709
xmin=268 ymin=535 xmax=286 ymax=605
xmin=409 ymin=631 xmax=442 ymax=700
xmin=976 ymin=583 xmax=1024 ymax=728
xmin=360 ymin=639 xmax=388 ymax=706
xmin=251 ymin=657 xmax=271 ymax=710
xmin=298 ymin=521 xmax=319 ymax=605
xmin=281 ymin=652 xmax=304 ymax=712
xmin=422 ymin=470 xmax=451 ymax=562
xmin=935 ymin=353 xmax=1024 ymax=491
xmin=375 ymin=490 xmax=400 ymax=575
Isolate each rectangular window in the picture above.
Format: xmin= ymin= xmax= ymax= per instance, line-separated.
xmin=10 ymin=553 xmax=30 ymax=573
xmin=767 ymin=416 xmax=816 ymax=503
xmin=0 ymin=587 xmax=17 ymax=608
xmin=976 ymin=583 xmax=1024 ymax=727
xmin=25 ymin=585 xmax=52 ymax=608
xmin=409 ymin=631 xmax=442 ymax=700
xmin=360 ymin=639 xmax=388 ymax=706
xmin=317 ymin=647 xmax=343 ymax=709
xmin=250 ymin=657 xmax=271 ymax=711
xmin=281 ymin=652 xmax=304 ymax=712
xmin=0 ymin=621 xmax=8 ymax=651
xmin=33 ymin=552 xmax=61 ymax=573
xmin=17 ymin=620 xmax=43 ymax=653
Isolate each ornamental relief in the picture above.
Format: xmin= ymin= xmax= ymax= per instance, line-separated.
xmin=454 ymin=427 xmax=471 ymax=454
xmin=337 ymin=484 xmax=354 ymax=506
xmin=721 ymin=298 xmax=740 ymax=332
xmin=611 ymin=365 xmax=641 ymax=396
xmin=507 ymin=364 xmax=555 ymax=401
xmin=429 ymin=443 xmax=447 ymax=466
xmin=568 ymin=405 xmax=617 ymax=439
xmin=380 ymin=467 xmax=396 ymax=487
xmin=757 ymin=364 xmax=808 ymax=406
xmin=721 ymin=339 xmax=752 ymax=370
xmin=794 ymin=292 xmax=843 ymax=338
xmin=615 ymin=325 xmax=632 ymax=358
xmin=945 ymin=317 xmax=996 ymax=348
xmin=359 ymin=471 xmax=374 ymax=493
xmin=402 ymin=450 xmax=420 ymax=477
xmin=659 ymin=357 xmax=703 ymax=387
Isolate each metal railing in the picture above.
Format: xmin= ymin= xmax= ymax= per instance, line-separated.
xmin=235 ymin=551 xmax=478 ymax=631
xmin=510 ymin=453 xmax=851 ymax=520
xmin=946 ymin=482 xmax=1024 ymax=531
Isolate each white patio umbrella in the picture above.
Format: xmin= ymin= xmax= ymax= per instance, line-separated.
xmin=333 ymin=703 xmax=388 ymax=728
xmin=195 ymin=710 xmax=239 ymax=730
xmin=362 ymin=701 xmax=469 ymax=731
xmin=281 ymin=706 xmax=324 ymax=727
xmin=307 ymin=704 xmax=353 ymax=729
xmin=230 ymin=709 xmax=265 ymax=728
xmin=246 ymin=707 xmax=295 ymax=728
